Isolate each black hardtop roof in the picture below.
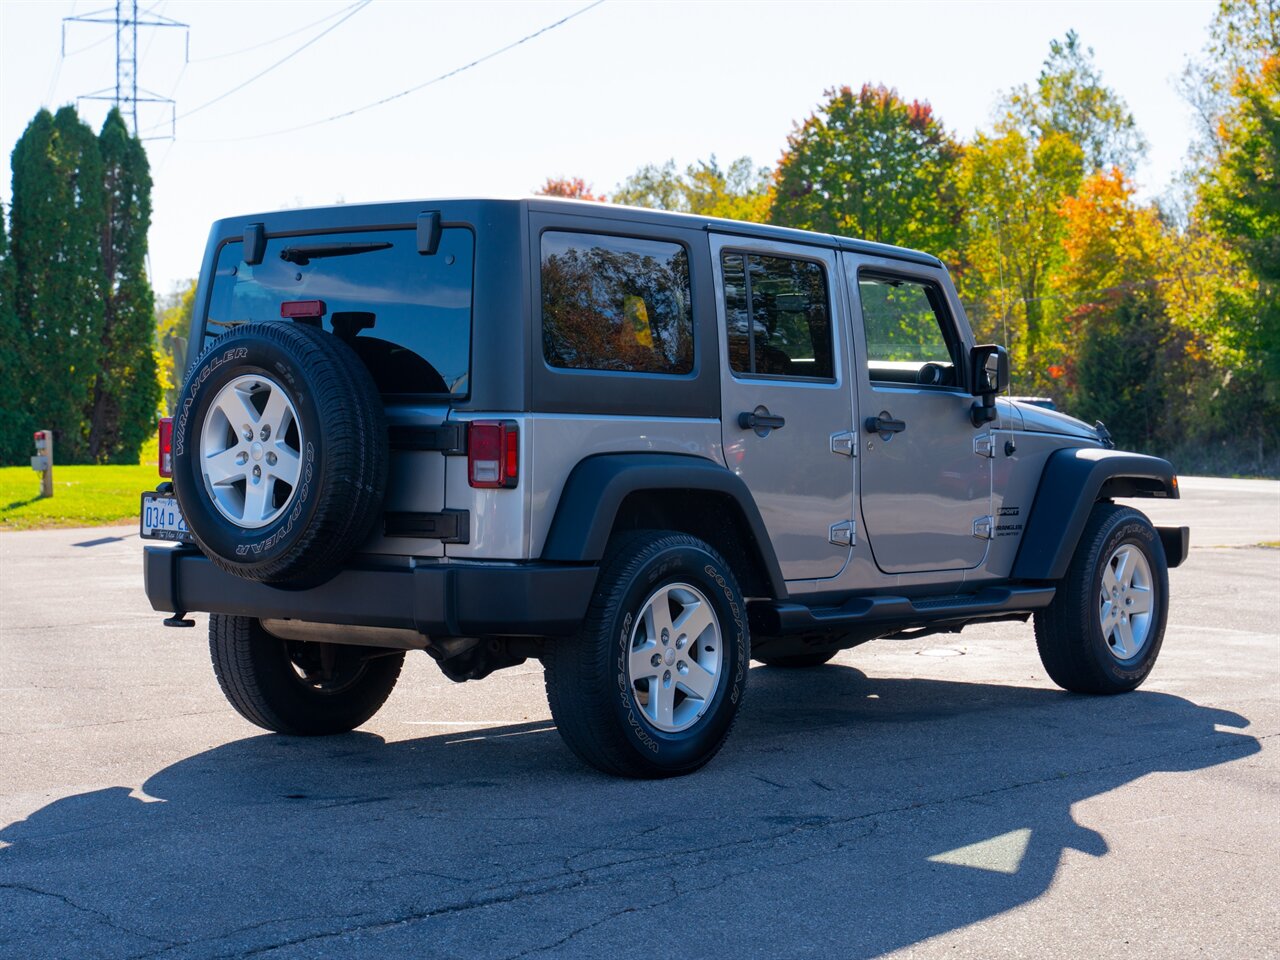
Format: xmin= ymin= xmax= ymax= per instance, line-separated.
xmin=209 ymin=196 xmax=943 ymax=269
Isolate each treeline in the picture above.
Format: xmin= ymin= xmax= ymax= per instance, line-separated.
xmin=541 ymin=5 xmax=1278 ymax=474
xmin=0 ymin=106 xmax=157 ymax=465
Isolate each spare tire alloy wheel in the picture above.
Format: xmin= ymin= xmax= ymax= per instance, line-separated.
xmin=200 ymin=374 xmax=304 ymax=529
xmin=173 ymin=321 xmax=388 ymax=586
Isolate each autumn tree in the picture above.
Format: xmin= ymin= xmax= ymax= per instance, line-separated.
xmin=958 ymin=32 xmax=1141 ymax=396
xmin=1006 ymin=30 xmax=1146 ymax=176
xmin=155 ymin=280 xmax=195 ymax=416
xmin=770 ymin=85 xmax=961 ymax=255
xmin=1180 ymin=0 xmax=1279 ymax=164
xmin=1053 ymin=170 xmax=1175 ymax=449
xmin=536 ymin=177 xmax=606 ymax=201
xmin=1196 ymin=54 xmax=1280 ymax=452
xmin=1202 ymin=56 xmax=1280 ymax=292
xmin=613 ymin=156 xmax=772 ymax=223
xmin=956 ymin=128 xmax=1083 ymax=391
xmin=88 ymin=108 xmax=158 ymax=463
xmin=9 ymin=107 xmax=106 ymax=463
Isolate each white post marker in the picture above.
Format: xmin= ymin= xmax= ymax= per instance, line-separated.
xmin=31 ymin=429 xmax=53 ymax=498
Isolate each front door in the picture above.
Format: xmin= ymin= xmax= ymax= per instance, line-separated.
xmin=712 ymin=234 xmax=854 ymax=582
xmin=847 ymin=263 xmax=992 ymax=574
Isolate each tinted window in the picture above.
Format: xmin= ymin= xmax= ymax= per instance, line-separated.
xmin=722 ymin=252 xmax=833 ymax=379
xmin=204 ymin=227 xmax=473 ymax=396
xmin=541 ymin=232 xmax=693 ymax=375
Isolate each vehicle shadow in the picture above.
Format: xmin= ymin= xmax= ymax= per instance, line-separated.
xmin=0 ymin=666 xmax=1260 ymax=960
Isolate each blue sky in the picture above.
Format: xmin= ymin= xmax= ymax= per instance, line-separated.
xmin=0 ymin=0 xmax=1217 ymax=294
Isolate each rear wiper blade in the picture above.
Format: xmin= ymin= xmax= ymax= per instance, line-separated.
xmin=279 ymin=241 xmax=392 ymax=265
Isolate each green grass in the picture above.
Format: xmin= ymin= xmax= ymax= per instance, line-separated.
xmin=1 ymin=453 xmax=162 ymax=531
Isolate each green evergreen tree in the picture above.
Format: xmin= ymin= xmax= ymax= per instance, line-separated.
xmin=0 ymin=202 xmax=34 ymax=464
xmin=88 ymin=108 xmax=158 ymax=463
xmin=10 ymin=106 xmax=106 ymax=463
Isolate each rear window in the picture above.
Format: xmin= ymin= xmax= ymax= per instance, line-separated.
xmin=203 ymin=227 xmax=474 ymax=396
xmin=541 ymin=231 xmax=694 ymax=375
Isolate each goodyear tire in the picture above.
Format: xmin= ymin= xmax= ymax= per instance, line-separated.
xmin=1034 ymin=504 xmax=1169 ymax=694
xmin=544 ymin=531 xmax=749 ymax=778
xmin=172 ymin=321 xmax=387 ymax=586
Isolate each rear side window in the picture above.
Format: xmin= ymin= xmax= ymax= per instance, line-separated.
xmin=721 ymin=252 xmax=833 ymax=379
xmin=541 ymin=231 xmax=693 ymax=375
xmin=204 ymin=227 xmax=474 ymax=396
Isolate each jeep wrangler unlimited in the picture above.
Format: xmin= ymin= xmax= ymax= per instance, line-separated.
xmin=141 ymin=198 xmax=1188 ymax=778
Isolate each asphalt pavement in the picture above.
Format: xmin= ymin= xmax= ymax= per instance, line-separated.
xmin=1 ymin=476 xmax=1277 ymax=959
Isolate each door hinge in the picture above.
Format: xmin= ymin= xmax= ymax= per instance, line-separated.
xmin=973 ymin=515 xmax=994 ymax=540
xmin=973 ymin=434 xmax=995 ymax=458
xmin=829 ymin=520 xmax=856 ymax=546
xmin=831 ymin=431 xmax=856 ymax=457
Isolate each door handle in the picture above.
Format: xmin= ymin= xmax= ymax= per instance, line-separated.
xmin=865 ymin=413 xmax=906 ymax=435
xmin=739 ymin=406 xmax=786 ymax=435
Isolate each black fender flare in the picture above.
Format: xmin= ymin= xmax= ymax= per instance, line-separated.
xmin=1011 ymin=447 xmax=1179 ymax=581
xmin=541 ymin=452 xmax=787 ymax=598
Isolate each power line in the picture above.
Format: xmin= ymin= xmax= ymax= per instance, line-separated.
xmin=186 ymin=0 xmax=606 ymax=144
xmin=186 ymin=1 xmax=367 ymax=63
xmin=149 ymin=0 xmax=370 ymax=132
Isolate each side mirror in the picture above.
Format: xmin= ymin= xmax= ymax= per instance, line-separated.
xmin=969 ymin=344 xmax=1008 ymax=425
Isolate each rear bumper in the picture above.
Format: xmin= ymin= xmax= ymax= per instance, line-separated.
xmin=143 ymin=546 xmax=599 ymax=637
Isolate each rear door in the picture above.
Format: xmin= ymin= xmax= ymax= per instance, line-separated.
xmin=712 ymin=234 xmax=854 ymax=582
xmin=846 ymin=262 xmax=992 ymax=573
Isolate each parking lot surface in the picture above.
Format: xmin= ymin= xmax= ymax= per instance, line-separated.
xmin=1 ymin=477 xmax=1277 ymax=959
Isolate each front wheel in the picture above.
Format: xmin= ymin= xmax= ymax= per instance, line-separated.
xmin=543 ymin=531 xmax=749 ymax=778
xmin=1034 ymin=504 xmax=1169 ymax=694
xmin=209 ymin=614 xmax=404 ymax=735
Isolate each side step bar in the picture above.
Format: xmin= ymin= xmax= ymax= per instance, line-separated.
xmin=751 ymin=585 xmax=1057 ymax=636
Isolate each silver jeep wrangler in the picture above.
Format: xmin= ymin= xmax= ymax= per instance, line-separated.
xmin=142 ymin=198 xmax=1188 ymax=778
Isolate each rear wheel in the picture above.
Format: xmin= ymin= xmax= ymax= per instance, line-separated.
xmin=544 ymin=531 xmax=749 ymax=778
xmin=209 ymin=614 xmax=403 ymax=735
xmin=1034 ymin=504 xmax=1169 ymax=694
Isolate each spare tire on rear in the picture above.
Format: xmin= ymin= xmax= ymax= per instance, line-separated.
xmin=172 ymin=320 xmax=388 ymax=586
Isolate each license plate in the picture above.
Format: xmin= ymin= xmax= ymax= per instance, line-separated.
xmin=140 ymin=492 xmax=192 ymax=543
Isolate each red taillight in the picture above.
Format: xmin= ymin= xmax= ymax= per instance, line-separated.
xmin=468 ymin=420 xmax=518 ymax=489
xmin=158 ymin=417 xmax=173 ymax=477
xmin=280 ymin=299 xmax=327 ymax=319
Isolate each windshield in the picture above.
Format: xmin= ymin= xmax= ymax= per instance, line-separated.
xmin=203 ymin=227 xmax=474 ymax=396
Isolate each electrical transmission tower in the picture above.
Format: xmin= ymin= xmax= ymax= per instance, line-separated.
xmin=64 ymin=2 xmax=188 ymax=140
